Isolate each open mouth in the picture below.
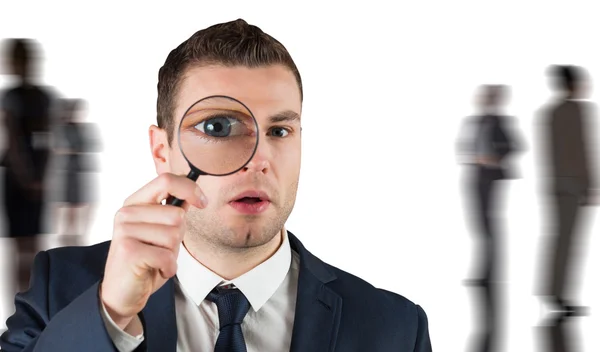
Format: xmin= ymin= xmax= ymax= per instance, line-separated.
xmin=235 ymin=197 xmax=264 ymax=204
xmin=229 ymin=190 xmax=271 ymax=214
xmin=229 ymin=191 xmax=271 ymax=214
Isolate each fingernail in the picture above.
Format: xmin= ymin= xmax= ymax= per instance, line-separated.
xmin=195 ymin=187 xmax=207 ymax=207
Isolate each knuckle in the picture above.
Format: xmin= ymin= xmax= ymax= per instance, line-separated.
xmin=157 ymin=173 xmax=174 ymax=189
xmin=122 ymin=192 xmax=138 ymax=206
xmin=114 ymin=207 xmax=130 ymax=224
xmin=167 ymin=227 xmax=181 ymax=249
xmin=174 ymin=208 xmax=186 ymax=225
xmin=168 ymin=261 xmax=178 ymax=276
xmin=119 ymin=238 xmax=136 ymax=257
xmin=178 ymin=206 xmax=187 ymax=219
xmin=179 ymin=221 xmax=187 ymax=238
xmin=166 ymin=208 xmax=183 ymax=226
xmin=113 ymin=222 xmax=127 ymax=240
xmin=168 ymin=251 xmax=178 ymax=266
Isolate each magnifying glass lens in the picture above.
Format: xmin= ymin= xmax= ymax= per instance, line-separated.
xmin=179 ymin=96 xmax=258 ymax=175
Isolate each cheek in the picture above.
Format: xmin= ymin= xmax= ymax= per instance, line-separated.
xmin=276 ymin=144 xmax=301 ymax=182
xmin=196 ymin=176 xmax=227 ymax=202
xmin=168 ymin=148 xmax=193 ymax=175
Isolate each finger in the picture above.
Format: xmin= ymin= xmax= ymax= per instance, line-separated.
xmin=115 ymin=204 xmax=187 ymax=227
xmin=114 ymin=222 xmax=184 ymax=252
xmin=121 ymin=239 xmax=178 ymax=279
xmin=124 ymin=173 xmax=207 ymax=208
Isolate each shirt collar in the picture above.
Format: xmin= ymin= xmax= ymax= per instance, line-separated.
xmin=176 ymin=228 xmax=292 ymax=312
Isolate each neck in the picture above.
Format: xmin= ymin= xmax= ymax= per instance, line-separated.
xmin=182 ymin=230 xmax=284 ymax=280
xmin=482 ymin=108 xmax=499 ymax=115
xmin=17 ymin=76 xmax=32 ymax=86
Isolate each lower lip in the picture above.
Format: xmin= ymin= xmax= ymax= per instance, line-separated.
xmin=229 ymin=200 xmax=271 ymax=214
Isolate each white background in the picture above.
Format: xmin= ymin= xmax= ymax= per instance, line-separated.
xmin=1 ymin=1 xmax=599 ymax=350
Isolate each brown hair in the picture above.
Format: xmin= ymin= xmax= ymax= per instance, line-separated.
xmin=156 ymin=18 xmax=303 ymax=144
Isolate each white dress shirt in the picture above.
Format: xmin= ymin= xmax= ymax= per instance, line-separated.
xmin=100 ymin=229 xmax=300 ymax=352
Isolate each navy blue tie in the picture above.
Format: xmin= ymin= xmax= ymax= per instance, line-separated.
xmin=207 ymin=286 xmax=251 ymax=352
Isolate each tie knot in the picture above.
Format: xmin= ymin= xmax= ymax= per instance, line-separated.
xmin=207 ymin=287 xmax=251 ymax=329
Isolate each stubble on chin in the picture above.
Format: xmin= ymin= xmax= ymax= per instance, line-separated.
xmin=184 ymin=207 xmax=284 ymax=252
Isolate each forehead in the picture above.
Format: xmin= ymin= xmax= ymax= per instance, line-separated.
xmin=175 ymin=64 xmax=301 ymax=124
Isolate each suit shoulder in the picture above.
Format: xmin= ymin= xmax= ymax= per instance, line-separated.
xmin=324 ymin=262 xmax=426 ymax=319
xmin=45 ymin=241 xmax=111 ymax=276
xmin=501 ymin=115 xmax=518 ymax=124
xmin=463 ymin=115 xmax=479 ymax=124
xmin=579 ymin=101 xmax=597 ymax=116
xmin=0 ymin=87 xmax=18 ymax=108
xmin=312 ymin=258 xmax=431 ymax=349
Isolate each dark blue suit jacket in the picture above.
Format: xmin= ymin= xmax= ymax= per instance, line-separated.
xmin=1 ymin=231 xmax=432 ymax=351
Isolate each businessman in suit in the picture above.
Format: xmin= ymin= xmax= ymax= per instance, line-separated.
xmin=1 ymin=19 xmax=432 ymax=351
xmin=458 ymin=84 xmax=520 ymax=352
xmin=536 ymin=65 xmax=597 ymax=352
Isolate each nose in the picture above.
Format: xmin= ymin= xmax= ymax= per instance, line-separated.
xmin=242 ymin=140 xmax=271 ymax=174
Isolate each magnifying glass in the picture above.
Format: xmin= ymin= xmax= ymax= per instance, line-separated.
xmin=166 ymin=95 xmax=259 ymax=206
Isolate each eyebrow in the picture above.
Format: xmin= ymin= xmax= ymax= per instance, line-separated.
xmin=268 ymin=110 xmax=301 ymax=123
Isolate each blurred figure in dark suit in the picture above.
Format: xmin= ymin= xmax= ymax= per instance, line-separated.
xmin=0 ymin=39 xmax=54 ymax=295
xmin=535 ymin=65 xmax=598 ymax=352
xmin=52 ymin=98 xmax=101 ymax=247
xmin=457 ymin=84 xmax=524 ymax=352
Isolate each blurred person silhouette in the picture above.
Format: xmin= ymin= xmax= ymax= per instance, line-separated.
xmin=457 ymin=84 xmax=523 ymax=352
xmin=52 ymin=98 xmax=101 ymax=248
xmin=535 ymin=64 xmax=598 ymax=352
xmin=0 ymin=39 xmax=54 ymax=297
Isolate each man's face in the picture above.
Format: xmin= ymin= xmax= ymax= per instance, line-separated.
xmin=151 ymin=64 xmax=302 ymax=250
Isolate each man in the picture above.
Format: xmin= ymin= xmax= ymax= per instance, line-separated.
xmin=457 ymin=85 xmax=521 ymax=352
xmin=536 ymin=65 xmax=596 ymax=352
xmin=0 ymin=38 xmax=54 ymax=307
xmin=1 ymin=19 xmax=432 ymax=351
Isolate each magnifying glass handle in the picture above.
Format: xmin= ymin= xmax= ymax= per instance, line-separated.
xmin=166 ymin=168 xmax=202 ymax=207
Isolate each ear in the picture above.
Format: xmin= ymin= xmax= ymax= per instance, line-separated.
xmin=149 ymin=125 xmax=171 ymax=174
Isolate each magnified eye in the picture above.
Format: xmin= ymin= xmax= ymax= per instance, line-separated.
xmin=195 ymin=116 xmax=238 ymax=137
xmin=177 ymin=96 xmax=259 ymax=178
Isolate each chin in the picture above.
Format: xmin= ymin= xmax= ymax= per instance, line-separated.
xmin=227 ymin=224 xmax=280 ymax=248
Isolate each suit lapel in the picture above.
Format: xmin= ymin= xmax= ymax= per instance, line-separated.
xmin=288 ymin=232 xmax=342 ymax=352
xmin=140 ymin=278 xmax=178 ymax=352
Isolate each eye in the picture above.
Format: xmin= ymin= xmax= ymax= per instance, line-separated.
xmin=195 ymin=115 xmax=242 ymax=137
xmin=269 ymin=127 xmax=289 ymax=138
